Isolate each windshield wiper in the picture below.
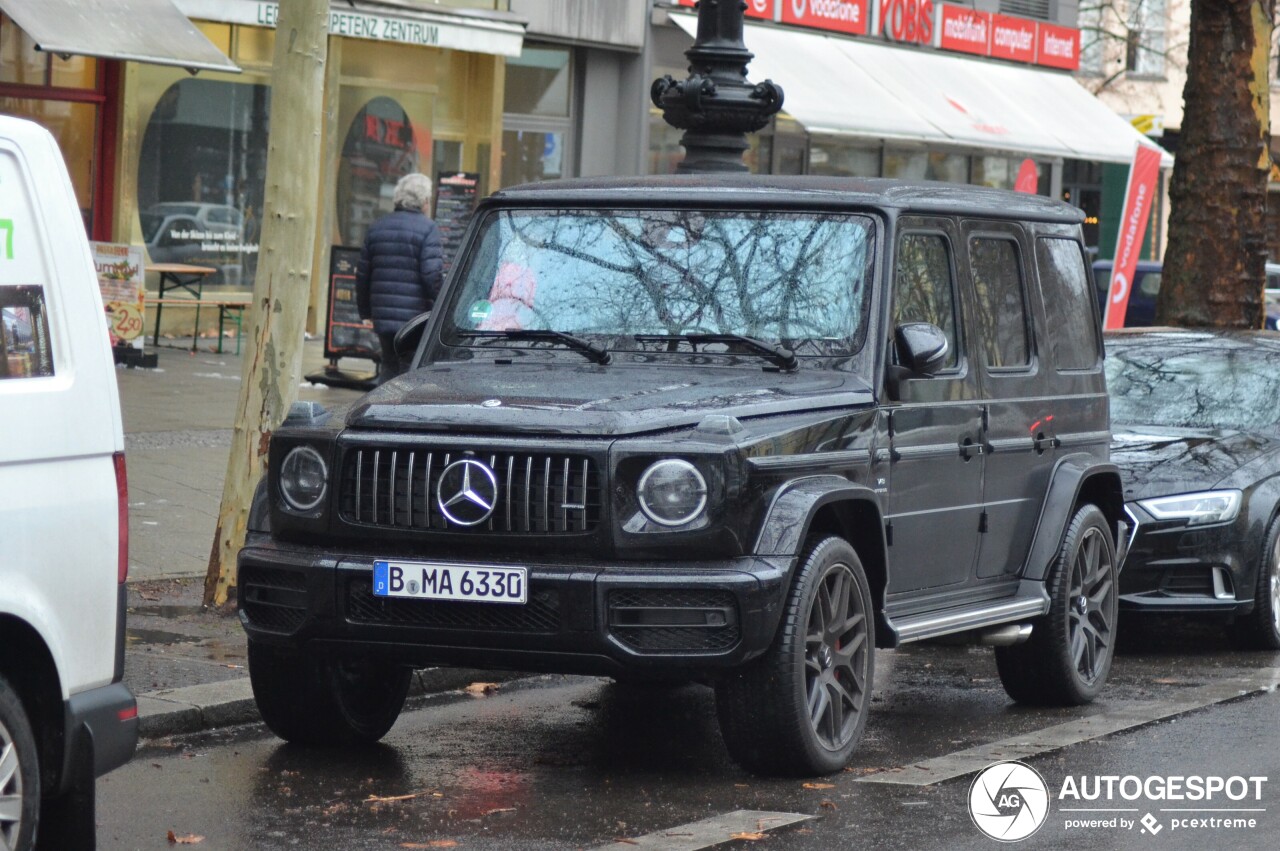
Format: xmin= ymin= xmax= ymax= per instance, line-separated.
xmin=634 ymin=333 xmax=799 ymax=371
xmin=458 ymin=329 xmax=611 ymax=365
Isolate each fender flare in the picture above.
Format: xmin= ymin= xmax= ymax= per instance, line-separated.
xmin=1022 ymin=453 xmax=1125 ymax=582
xmin=754 ymin=475 xmax=885 ymax=558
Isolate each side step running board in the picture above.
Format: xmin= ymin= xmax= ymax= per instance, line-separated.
xmin=890 ymin=594 xmax=1050 ymax=645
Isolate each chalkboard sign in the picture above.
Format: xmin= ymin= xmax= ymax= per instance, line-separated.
xmin=435 ymin=171 xmax=480 ymax=277
xmin=324 ymin=245 xmax=381 ymax=361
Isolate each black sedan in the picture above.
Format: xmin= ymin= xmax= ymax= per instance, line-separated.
xmin=1105 ymin=329 xmax=1280 ymax=649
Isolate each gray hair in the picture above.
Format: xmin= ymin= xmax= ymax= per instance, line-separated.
xmin=393 ymin=173 xmax=433 ymax=210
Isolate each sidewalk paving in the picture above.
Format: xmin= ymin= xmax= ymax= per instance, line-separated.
xmin=117 ymin=340 xmax=518 ymax=738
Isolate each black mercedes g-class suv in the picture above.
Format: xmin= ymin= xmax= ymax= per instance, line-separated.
xmin=240 ymin=176 xmax=1128 ymax=776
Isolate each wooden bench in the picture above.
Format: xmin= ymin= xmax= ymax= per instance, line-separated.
xmin=143 ymin=297 xmax=249 ymax=355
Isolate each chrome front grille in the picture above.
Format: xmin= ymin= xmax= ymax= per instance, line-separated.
xmin=339 ymin=447 xmax=602 ymax=534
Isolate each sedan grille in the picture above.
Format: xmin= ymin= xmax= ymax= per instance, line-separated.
xmin=339 ymin=447 xmax=602 ymax=534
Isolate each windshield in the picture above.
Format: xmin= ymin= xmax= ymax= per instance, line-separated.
xmin=1106 ymin=341 xmax=1280 ymax=432
xmin=443 ymin=209 xmax=875 ymax=357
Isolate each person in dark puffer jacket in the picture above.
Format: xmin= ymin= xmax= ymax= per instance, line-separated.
xmin=356 ymin=173 xmax=444 ymax=383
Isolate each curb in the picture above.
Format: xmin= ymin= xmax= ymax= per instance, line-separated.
xmin=136 ymin=668 xmax=528 ymax=738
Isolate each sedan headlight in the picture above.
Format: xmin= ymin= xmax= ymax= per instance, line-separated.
xmin=637 ymin=459 xmax=707 ymax=527
xmin=279 ymin=446 xmax=328 ymax=512
xmin=1138 ymin=489 xmax=1242 ymax=526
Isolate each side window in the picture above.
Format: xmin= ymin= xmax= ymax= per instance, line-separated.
xmin=0 ymin=285 xmax=55 ymax=379
xmin=893 ymin=233 xmax=959 ymax=368
xmin=1036 ymin=238 xmax=1101 ymax=370
xmin=968 ymin=237 xmax=1029 ymax=369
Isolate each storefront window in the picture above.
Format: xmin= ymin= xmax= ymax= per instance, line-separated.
xmin=137 ymin=78 xmax=271 ymax=287
xmin=810 ymin=139 xmax=880 ymax=177
xmin=501 ymin=129 xmax=564 ymax=186
xmin=503 ymin=45 xmax=570 ymax=117
xmin=337 ymin=96 xmax=422 ymax=247
xmin=884 ymin=149 xmax=928 ymax=180
xmin=927 ymin=152 xmax=968 ymax=183
xmin=0 ymin=97 xmax=96 ymax=218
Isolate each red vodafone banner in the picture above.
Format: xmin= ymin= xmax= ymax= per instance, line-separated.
xmin=1104 ymin=144 xmax=1164 ymax=330
xmin=782 ymin=0 xmax=870 ymax=36
xmin=939 ymin=5 xmax=990 ymax=56
xmin=990 ymin=14 xmax=1036 ymax=63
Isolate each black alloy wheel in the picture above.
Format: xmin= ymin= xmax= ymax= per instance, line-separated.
xmin=805 ymin=561 xmax=870 ymax=751
xmin=716 ymin=537 xmax=874 ymax=776
xmin=1067 ymin=524 xmax=1116 ymax=686
xmin=997 ymin=503 xmax=1118 ymax=706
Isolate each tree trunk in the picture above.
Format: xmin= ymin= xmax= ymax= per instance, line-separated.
xmin=1156 ymin=0 xmax=1274 ymax=328
xmin=204 ymin=0 xmax=329 ymax=608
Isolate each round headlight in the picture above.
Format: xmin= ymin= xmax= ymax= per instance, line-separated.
xmin=280 ymin=446 xmax=328 ymax=512
xmin=637 ymin=459 xmax=707 ymax=527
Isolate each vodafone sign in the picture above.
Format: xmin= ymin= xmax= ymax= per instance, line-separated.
xmin=782 ymin=0 xmax=869 ymax=36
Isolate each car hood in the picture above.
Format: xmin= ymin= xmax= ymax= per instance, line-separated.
xmin=345 ymin=361 xmax=875 ymax=437
xmin=1110 ymin=425 xmax=1278 ymax=501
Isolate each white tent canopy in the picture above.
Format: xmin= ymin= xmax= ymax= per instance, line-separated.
xmin=671 ymin=16 xmax=1172 ymax=167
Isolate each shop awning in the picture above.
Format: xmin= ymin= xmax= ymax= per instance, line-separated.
xmin=0 ymin=0 xmax=239 ymax=73
xmin=175 ymin=0 xmax=526 ymax=58
xmin=671 ymin=16 xmax=1171 ymax=167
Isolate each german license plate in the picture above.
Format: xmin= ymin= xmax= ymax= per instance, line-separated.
xmin=372 ymin=560 xmax=527 ymax=605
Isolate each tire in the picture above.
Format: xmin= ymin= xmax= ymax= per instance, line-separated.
xmin=1232 ymin=516 xmax=1280 ymax=651
xmin=0 ymin=673 xmax=40 ymax=851
xmin=248 ymin=642 xmax=411 ymax=746
xmin=996 ymin=503 xmax=1118 ymax=706
xmin=715 ymin=537 xmax=874 ymax=776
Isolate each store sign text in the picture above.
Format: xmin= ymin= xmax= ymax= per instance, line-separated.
xmin=255 ymin=3 xmax=440 ymax=47
xmin=782 ymin=0 xmax=869 ymax=36
xmin=1037 ymin=22 xmax=1080 ymax=70
xmin=990 ymin=13 xmax=1036 ymax=63
xmin=879 ymin=0 xmax=934 ymax=45
xmin=938 ymin=5 xmax=988 ymax=56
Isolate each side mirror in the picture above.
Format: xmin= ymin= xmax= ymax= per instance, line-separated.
xmin=894 ymin=322 xmax=949 ymax=376
xmin=392 ymin=311 xmax=432 ymax=362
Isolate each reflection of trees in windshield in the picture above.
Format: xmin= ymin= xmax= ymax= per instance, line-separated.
xmin=450 ymin=210 xmax=873 ymax=355
xmin=1107 ymin=341 xmax=1280 ymax=432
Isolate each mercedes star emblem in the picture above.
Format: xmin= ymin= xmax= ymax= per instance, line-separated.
xmin=436 ymin=458 xmax=499 ymax=526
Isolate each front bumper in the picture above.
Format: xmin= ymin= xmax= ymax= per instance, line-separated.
xmin=1118 ymin=503 xmax=1254 ymax=615
xmin=237 ymin=535 xmax=792 ymax=676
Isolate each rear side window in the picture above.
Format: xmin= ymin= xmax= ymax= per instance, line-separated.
xmin=968 ymin=237 xmax=1029 ymax=369
xmin=893 ymin=233 xmax=959 ymax=368
xmin=0 ymin=285 xmax=54 ymax=379
xmin=1037 ymin=238 xmax=1100 ymax=370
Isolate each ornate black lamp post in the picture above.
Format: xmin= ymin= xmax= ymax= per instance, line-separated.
xmin=651 ymin=0 xmax=785 ymax=173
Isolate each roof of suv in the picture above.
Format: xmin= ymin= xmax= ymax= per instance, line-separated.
xmin=488 ymin=174 xmax=1085 ymax=224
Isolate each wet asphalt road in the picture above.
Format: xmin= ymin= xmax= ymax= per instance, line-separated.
xmin=98 ymin=621 xmax=1280 ymax=850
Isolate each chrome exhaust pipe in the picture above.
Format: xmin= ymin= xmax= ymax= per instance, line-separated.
xmin=977 ymin=623 xmax=1034 ymax=646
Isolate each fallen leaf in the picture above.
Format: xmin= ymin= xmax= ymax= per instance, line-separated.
xmin=730 ymin=832 xmax=767 ymax=841
xmin=484 ymin=807 xmax=517 ymax=816
xmin=399 ymin=842 xmax=458 ymax=849
xmin=464 ymin=682 xmax=500 ymax=696
xmin=611 ymin=840 xmax=639 ymax=846
xmin=166 ymin=832 xmax=204 ymax=845
xmin=365 ymin=792 xmax=422 ymax=804
xmin=820 ymin=800 xmax=837 ymax=810
xmin=802 ymin=782 xmax=834 ymax=790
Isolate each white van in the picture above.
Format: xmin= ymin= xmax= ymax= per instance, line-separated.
xmin=0 ymin=116 xmax=137 ymax=849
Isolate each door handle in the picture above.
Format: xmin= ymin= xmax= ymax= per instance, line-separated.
xmin=960 ymin=437 xmax=983 ymax=460
xmin=1033 ymin=433 xmax=1059 ymax=454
